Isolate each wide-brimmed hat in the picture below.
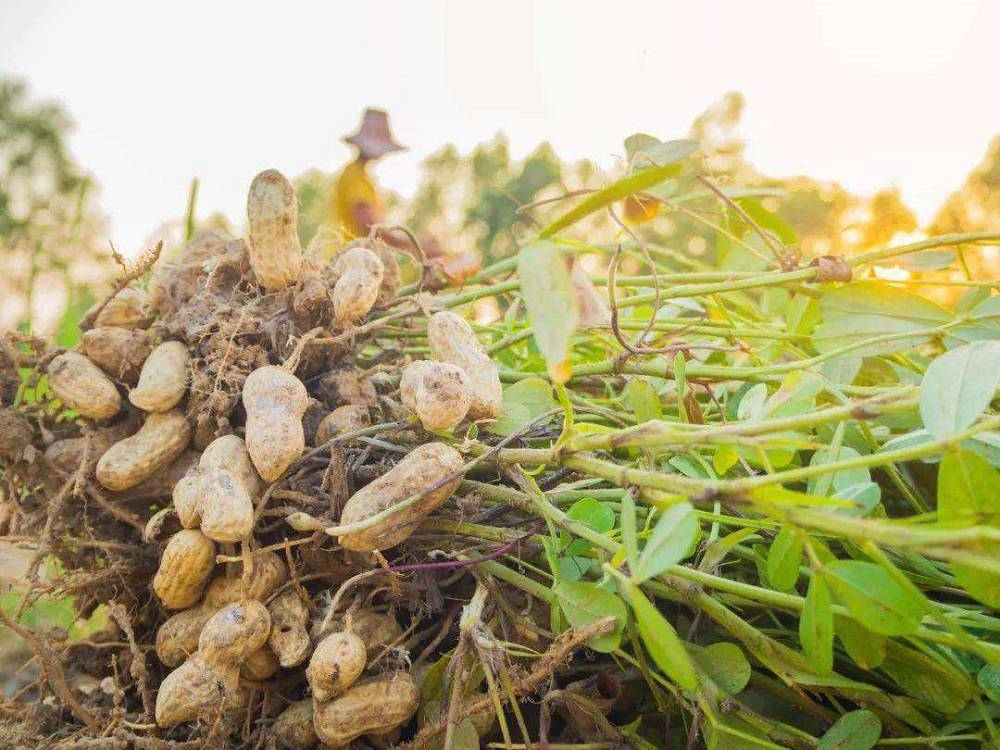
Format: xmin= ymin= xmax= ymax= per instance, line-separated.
xmin=343 ymin=108 xmax=406 ymax=159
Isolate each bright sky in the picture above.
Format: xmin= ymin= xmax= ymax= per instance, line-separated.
xmin=2 ymin=0 xmax=998 ymax=258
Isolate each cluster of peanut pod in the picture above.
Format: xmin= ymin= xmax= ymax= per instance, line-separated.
xmin=35 ymin=168 xmax=506 ymax=747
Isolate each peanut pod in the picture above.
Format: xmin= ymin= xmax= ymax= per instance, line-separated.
xmin=330 ymin=246 xmax=384 ymax=326
xmin=80 ymin=326 xmax=152 ymax=384
xmin=337 ymin=442 xmax=464 ymax=551
xmin=400 ymin=360 xmax=472 ymax=432
xmin=46 ymin=351 xmax=122 ymax=420
xmin=305 ymin=630 xmax=366 ymax=702
xmin=247 ymin=169 xmax=303 ymax=291
xmin=427 ymin=310 xmax=502 ymax=419
xmin=129 ymin=340 xmax=190 ymax=413
xmin=312 ymin=671 xmax=419 ymax=747
xmin=242 ymin=365 xmax=308 ymax=481
xmin=153 ymin=529 xmax=216 ymax=610
xmin=96 ymin=409 xmax=191 ymax=491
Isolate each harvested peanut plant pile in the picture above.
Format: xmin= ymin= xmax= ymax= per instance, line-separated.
xmin=1 ymin=148 xmax=999 ymax=750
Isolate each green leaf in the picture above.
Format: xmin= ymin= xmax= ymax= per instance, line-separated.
xmin=766 ymin=526 xmax=803 ymax=591
xmin=633 ymin=501 xmax=698 ymax=583
xmin=819 ymin=355 xmax=862 ymax=386
xmin=800 ymin=574 xmax=833 ymax=674
xmin=750 ymin=485 xmax=854 ymax=508
xmin=517 ymin=240 xmax=579 ymax=381
xmin=946 ymin=294 xmax=1000 ymax=347
xmin=566 ymin=498 xmax=615 ymax=535
xmin=807 ymin=446 xmax=871 ymax=496
xmin=895 ymin=249 xmax=955 ymax=271
xmin=938 ymin=449 xmax=1000 ymax=525
xmin=823 ymin=561 xmax=923 ymax=636
xmin=623 ymin=582 xmax=697 ymax=691
xmin=712 ymin=445 xmax=740 ymax=475
xmin=553 ymin=581 xmax=627 ymax=653
xmin=830 ymin=481 xmax=882 ymax=518
xmin=920 ymin=341 xmax=1000 ymax=437
xmin=881 ymin=641 xmax=975 ymax=715
xmin=539 ymin=161 xmax=688 ymax=239
xmin=817 ymin=710 xmax=881 ymax=750
xmin=835 ymin=617 xmax=886 ymax=669
xmin=630 ymin=138 xmax=699 ymax=171
xmin=563 ymin=498 xmax=616 ymax=558
xmin=978 ymin=664 xmax=1000 ymax=702
xmin=487 ymin=377 xmax=557 ymax=436
xmin=691 ymin=642 xmax=751 ymax=696
xmin=623 ymin=377 xmax=662 ymax=423
xmin=950 ymin=538 xmax=1000 ymax=608
xmin=620 ymin=490 xmax=639 ymax=572
xmin=813 ymin=281 xmax=952 ymax=355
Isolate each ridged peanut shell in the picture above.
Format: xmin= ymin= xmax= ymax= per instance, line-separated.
xmin=111 ymin=449 xmax=199 ymax=501
xmin=273 ymin=699 xmax=318 ymax=750
xmin=350 ymin=610 xmax=404 ymax=655
xmin=154 ymin=653 xmax=237 ymax=728
xmin=242 ymin=365 xmax=308 ymax=481
xmin=92 ymin=287 xmax=154 ymax=329
xmin=338 ymin=442 xmax=464 ymax=551
xmin=153 ymin=529 xmax=216 ymax=610
xmin=96 ymin=409 xmax=191 ymax=491
xmin=81 ymin=326 xmax=152 ymax=384
xmin=43 ymin=422 xmax=134 ymax=477
xmin=247 ymin=169 xmax=303 ymax=290
xmin=240 ymin=645 xmax=280 ymax=680
xmin=129 ymin=340 xmax=190 ymax=412
xmin=306 ymin=631 xmax=366 ymax=702
xmin=198 ymin=469 xmax=255 ymax=543
xmin=200 ymin=434 xmax=263 ymax=498
xmin=46 ymin=352 xmax=121 ymax=420
xmin=199 ymin=599 xmax=271 ymax=665
xmin=155 ymin=551 xmax=286 ymax=667
xmin=427 ymin=311 xmax=502 ymax=419
xmin=202 ymin=551 xmax=287 ymax=608
xmin=400 ymin=360 xmax=472 ymax=432
xmin=331 ymin=247 xmax=384 ymax=326
xmin=312 ymin=672 xmax=419 ymax=746
xmin=156 ymin=605 xmax=214 ymax=667
xmin=314 ymin=403 xmax=370 ymax=446
xmin=172 ymin=470 xmax=204 ymax=528
xmin=268 ymin=590 xmax=311 ymax=668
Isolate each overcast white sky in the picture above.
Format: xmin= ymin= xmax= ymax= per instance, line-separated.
xmin=2 ymin=0 xmax=998 ymax=257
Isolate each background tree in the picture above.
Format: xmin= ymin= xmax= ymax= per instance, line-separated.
xmin=0 ymin=78 xmax=110 ymax=341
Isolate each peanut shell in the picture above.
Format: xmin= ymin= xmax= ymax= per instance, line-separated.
xmin=268 ymin=590 xmax=311 ymax=668
xmin=330 ymin=246 xmax=385 ymax=326
xmin=46 ymin=352 xmax=121 ymax=420
xmin=129 ymin=340 xmax=190 ymax=412
xmin=312 ymin=672 xmax=419 ymax=746
xmin=338 ymin=442 xmax=464 ymax=551
xmin=96 ymin=409 xmax=191 ymax=491
xmin=153 ymin=529 xmax=216 ymax=610
xmin=305 ymin=630 xmax=366 ymax=703
xmin=400 ymin=360 xmax=472 ymax=432
xmin=314 ymin=403 xmax=370 ymax=446
xmin=91 ymin=287 xmax=154 ymax=329
xmin=273 ymin=699 xmax=318 ymax=749
xmin=428 ymin=310 xmax=502 ymax=419
xmin=81 ymin=326 xmax=152 ymax=384
xmin=199 ymin=600 xmax=272 ymax=666
xmin=242 ymin=365 xmax=308 ymax=481
xmin=247 ymin=169 xmax=303 ymax=290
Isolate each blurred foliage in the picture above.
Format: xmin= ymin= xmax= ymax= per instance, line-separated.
xmin=3 ymin=80 xmax=998 ymax=338
xmin=0 ymin=78 xmax=110 ymax=336
xmin=294 ymin=93 xmax=942 ymax=275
